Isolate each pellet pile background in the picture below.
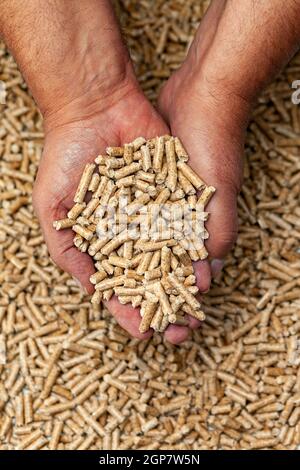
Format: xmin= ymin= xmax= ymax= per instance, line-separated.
xmin=0 ymin=0 xmax=300 ymax=450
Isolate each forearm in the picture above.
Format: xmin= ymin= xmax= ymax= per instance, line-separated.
xmin=0 ymin=0 xmax=136 ymax=123
xmin=187 ymin=0 xmax=300 ymax=107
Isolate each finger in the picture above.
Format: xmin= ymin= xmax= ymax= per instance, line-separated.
xmin=193 ymin=259 xmax=211 ymax=293
xmin=36 ymin=202 xmax=95 ymax=293
xmin=108 ymin=294 xmax=193 ymax=343
xmin=204 ymin=184 xmax=238 ymax=259
xmin=106 ymin=296 xmax=153 ymax=340
xmin=164 ymin=324 xmax=190 ymax=344
xmin=187 ymin=315 xmax=201 ymax=330
xmin=50 ymin=229 xmax=95 ymax=294
xmin=211 ymin=258 xmax=224 ymax=279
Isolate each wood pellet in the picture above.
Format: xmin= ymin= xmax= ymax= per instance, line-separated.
xmin=54 ymin=135 xmax=214 ymax=333
xmin=1 ymin=0 xmax=300 ymax=451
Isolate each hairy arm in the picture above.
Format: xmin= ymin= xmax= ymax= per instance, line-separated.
xmin=1 ymin=0 xmax=193 ymax=344
xmin=0 ymin=0 xmax=136 ymax=126
xmin=158 ymin=0 xmax=300 ymax=266
xmin=187 ymin=0 xmax=300 ymax=108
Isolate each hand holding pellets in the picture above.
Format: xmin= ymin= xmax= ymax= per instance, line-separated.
xmin=54 ymin=136 xmax=216 ymax=334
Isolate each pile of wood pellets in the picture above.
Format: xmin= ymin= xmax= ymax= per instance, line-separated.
xmin=54 ymin=136 xmax=215 ymax=333
xmin=1 ymin=0 xmax=300 ymax=451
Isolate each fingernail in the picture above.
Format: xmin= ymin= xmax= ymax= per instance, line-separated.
xmin=211 ymin=259 xmax=224 ymax=279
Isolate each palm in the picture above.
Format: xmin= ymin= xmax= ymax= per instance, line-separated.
xmin=33 ymin=92 xmax=194 ymax=343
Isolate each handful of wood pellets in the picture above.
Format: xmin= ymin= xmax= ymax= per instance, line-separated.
xmin=54 ymin=136 xmax=216 ymax=333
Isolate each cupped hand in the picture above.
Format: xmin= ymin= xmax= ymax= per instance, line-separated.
xmin=33 ymin=84 xmax=201 ymax=344
xmin=158 ymin=60 xmax=250 ymax=287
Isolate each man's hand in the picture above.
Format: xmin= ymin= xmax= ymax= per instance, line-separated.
xmin=0 ymin=0 xmax=202 ymax=343
xmin=158 ymin=70 xmax=245 ymax=290
xmin=158 ymin=0 xmax=300 ymax=283
xmin=33 ymin=85 xmax=202 ymax=344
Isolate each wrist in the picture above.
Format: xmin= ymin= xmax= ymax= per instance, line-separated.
xmin=184 ymin=41 xmax=255 ymax=128
xmin=0 ymin=0 xmax=138 ymax=131
xmin=193 ymin=67 xmax=253 ymax=133
xmin=187 ymin=0 xmax=300 ymax=110
xmin=40 ymin=17 xmax=138 ymax=130
xmin=161 ymin=60 xmax=252 ymax=139
xmin=43 ymin=58 xmax=139 ymax=133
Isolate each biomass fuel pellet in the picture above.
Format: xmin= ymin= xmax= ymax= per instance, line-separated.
xmin=0 ymin=0 xmax=300 ymax=452
xmin=54 ymin=135 xmax=215 ymax=333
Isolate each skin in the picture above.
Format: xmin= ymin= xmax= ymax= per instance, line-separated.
xmin=1 ymin=0 xmax=300 ymax=344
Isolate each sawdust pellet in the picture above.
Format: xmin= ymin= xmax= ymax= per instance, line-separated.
xmin=1 ymin=1 xmax=300 ymax=451
xmin=73 ymin=164 xmax=95 ymax=204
